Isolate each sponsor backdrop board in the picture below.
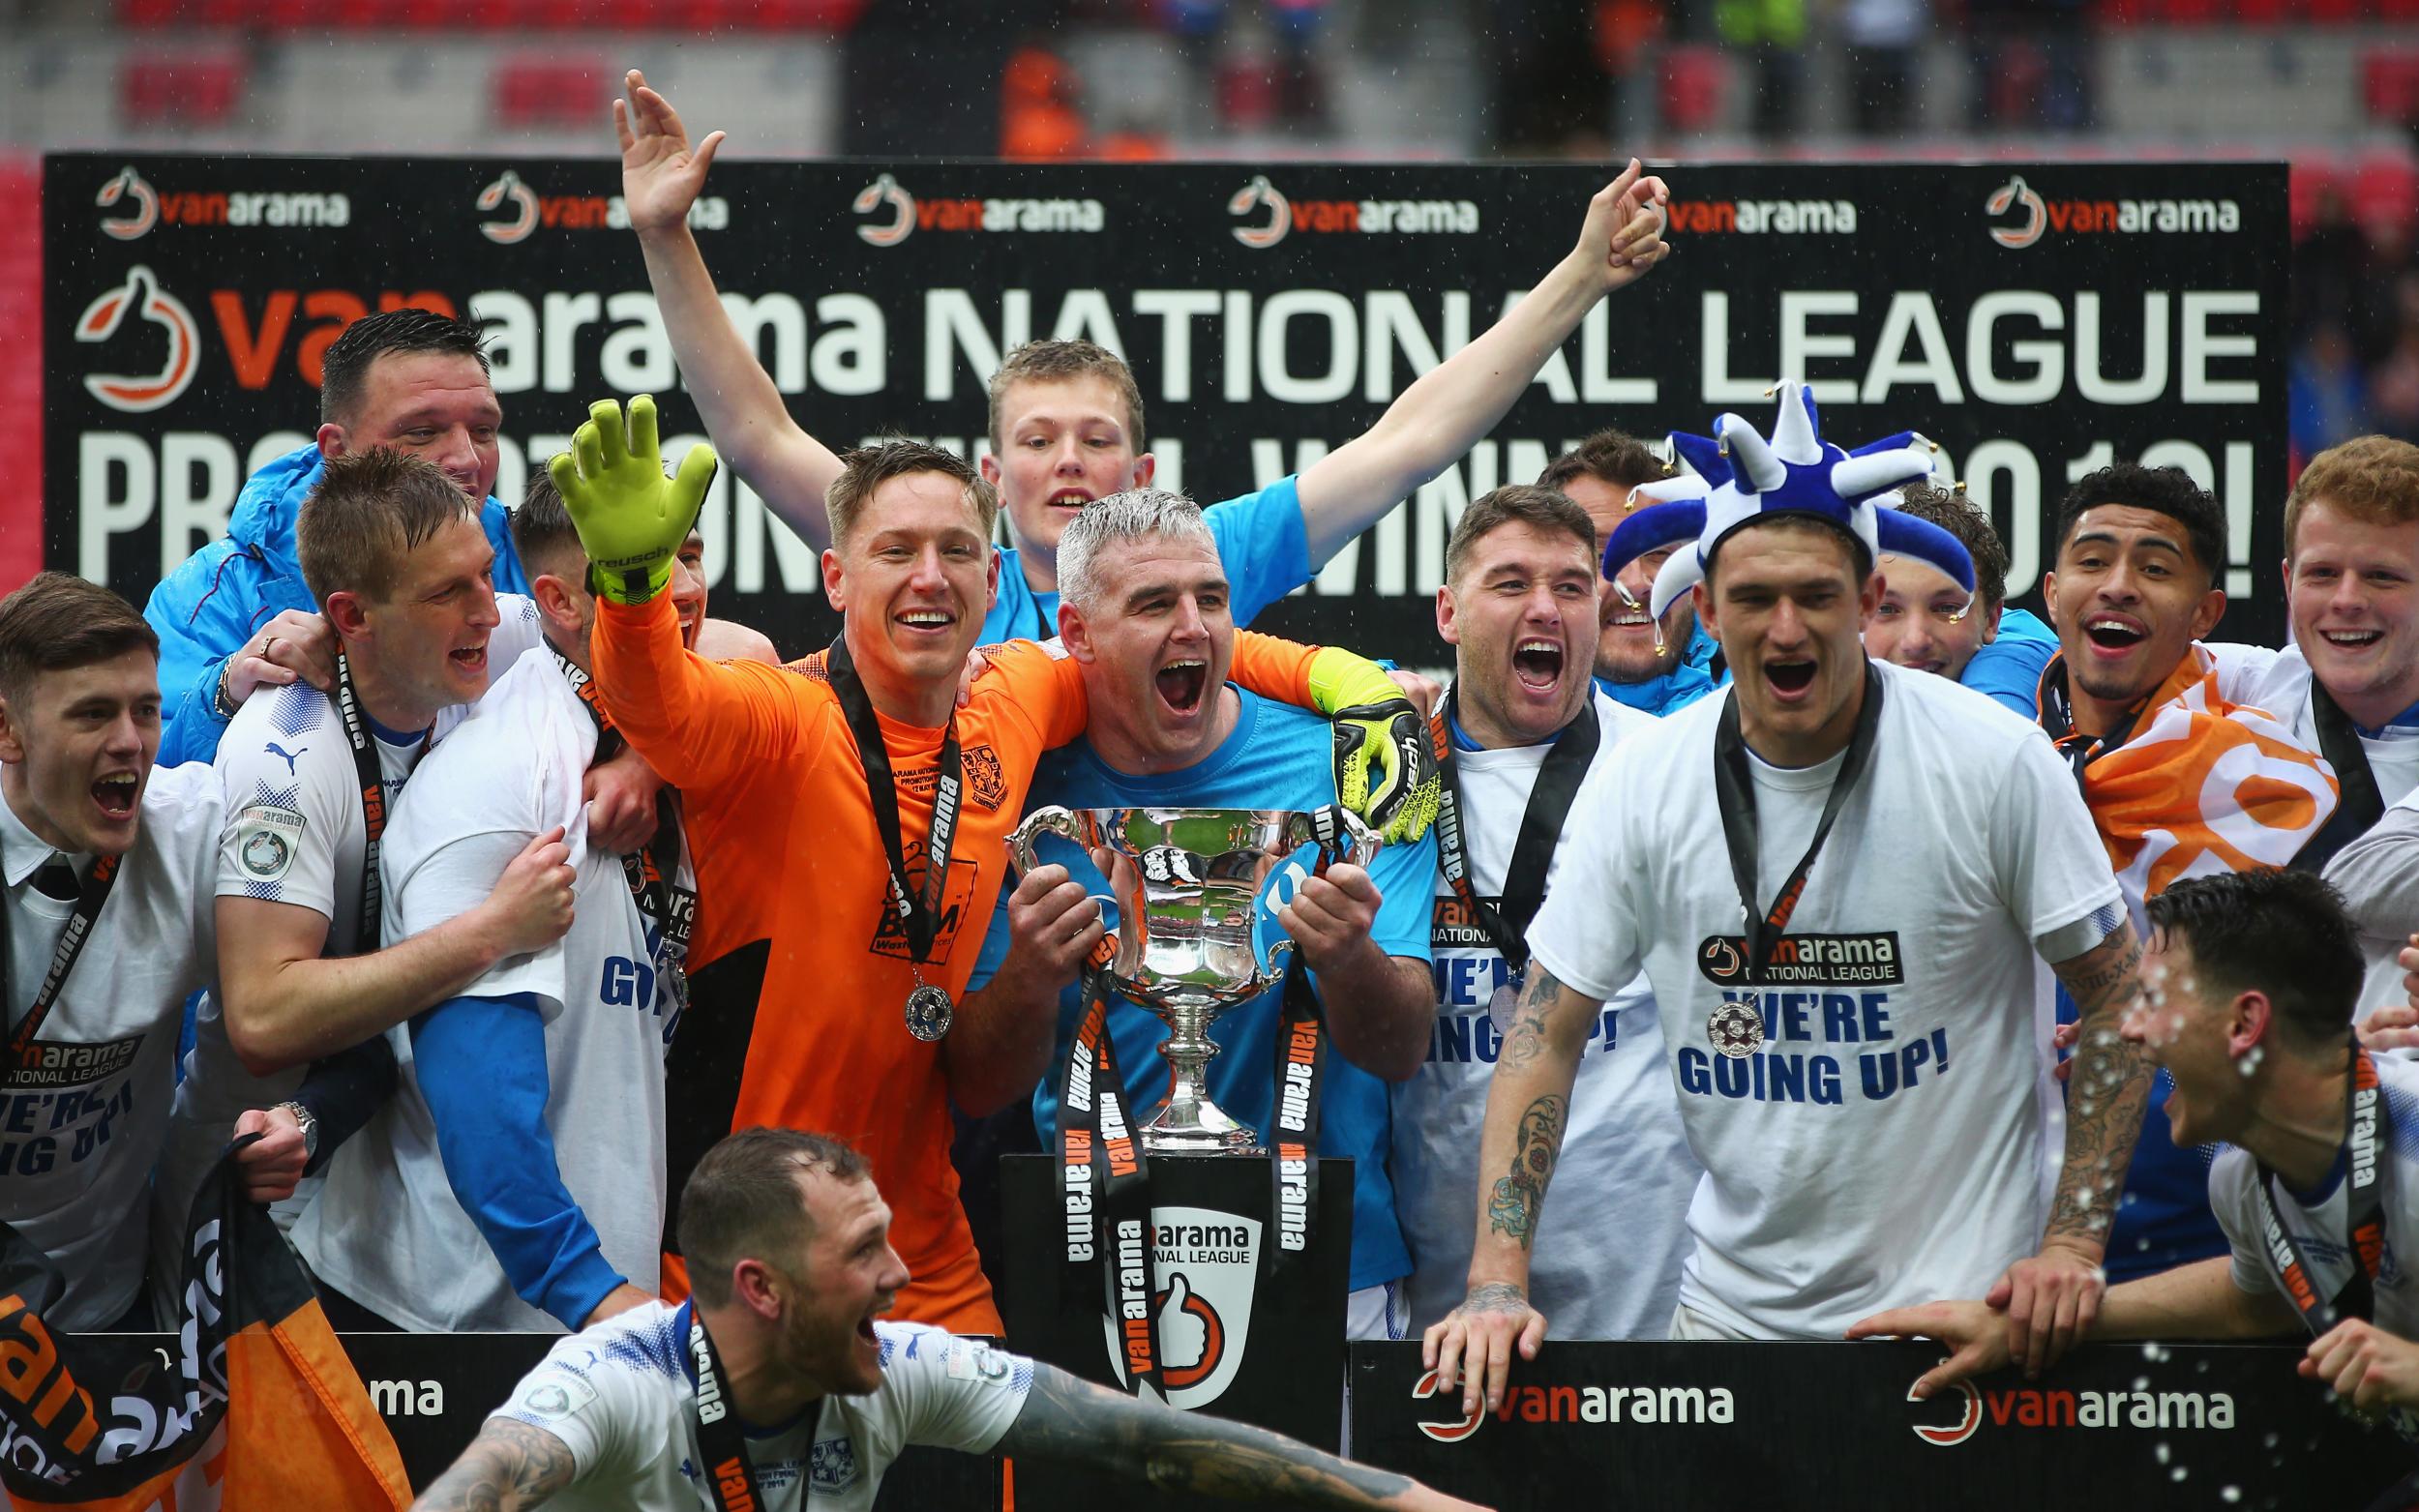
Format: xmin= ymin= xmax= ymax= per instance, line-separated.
xmin=1000 ymin=1152 xmax=1355 ymax=1512
xmin=43 ymin=156 xmax=2287 ymax=655
xmin=1354 ymin=1338 xmax=2414 ymax=1510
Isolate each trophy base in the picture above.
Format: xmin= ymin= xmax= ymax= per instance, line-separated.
xmin=1140 ymin=1098 xmax=1261 ymax=1156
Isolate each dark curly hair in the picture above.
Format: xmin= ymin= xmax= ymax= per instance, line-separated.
xmin=2051 ymin=463 xmax=2225 ymax=588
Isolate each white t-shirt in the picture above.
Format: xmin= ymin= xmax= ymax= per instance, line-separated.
xmin=2209 ymin=1053 xmax=2419 ymax=1346
xmin=2208 ymin=641 xmax=2419 ymax=810
xmin=293 ymin=648 xmax=686 ymax=1331
xmin=490 ymin=1304 xmax=1032 ymax=1511
xmin=159 ymin=596 xmax=546 ymax=1272
xmin=1526 ymin=663 xmax=2124 ymax=1340
xmin=1390 ymin=689 xmax=1698 ymax=1339
xmin=0 ymin=760 xmax=221 ymax=1329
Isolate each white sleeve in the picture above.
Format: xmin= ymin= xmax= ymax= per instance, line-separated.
xmin=489 ymin=1346 xmax=644 ymax=1482
xmin=1522 ymin=754 xmax=1646 ymax=1002
xmin=388 ymin=825 xmax=568 ymax=1011
xmin=2202 ymin=641 xmax=2282 ymax=706
xmin=1990 ymin=733 xmax=2126 ymax=964
xmin=2203 ymin=1148 xmax=2280 ymax=1299
xmin=884 ymin=1326 xmax=1036 ymax=1455
xmin=215 ymin=719 xmax=350 ymax=921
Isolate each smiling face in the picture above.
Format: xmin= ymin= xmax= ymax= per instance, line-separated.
xmin=824 ymin=471 xmax=1000 ymax=706
xmin=1866 ymin=554 xmax=1998 ymax=680
xmin=979 ymin=375 xmax=1153 ymax=564
xmin=772 ymin=1168 xmax=909 ymax=1398
xmin=2045 ymin=504 xmax=2225 ymax=733
xmin=0 ymin=650 xmax=162 ymax=857
xmin=1440 ymin=519 xmax=1599 ymax=747
xmin=2286 ymin=498 xmax=2419 ymax=726
xmin=1698 ymin=519 xmax=1880 ymax=767
xmin=1061 ymin=531 xmax=1236 ymax=773
xmin=1561 ymin=474 xmax=1695 ymax=683
xmin=338 ymin=513 xmax=503 ymax=726
xmin=322 ymin=351 xmax=504 ymax=503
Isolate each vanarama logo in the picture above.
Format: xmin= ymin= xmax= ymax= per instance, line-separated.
xmin=1986 ymin=173 xmax=2240 ymax=251
xmin=96 ymin=164 xmax=349 ymax=239
xmin=852 ymin=171 xmax=1105 ymax=249
xmin=1906 ymin=1372 xmax=2236 ymax=1447
xmin=1227 ymin=174 xmax=1479 ymax=251
xmin=1410 ymin=1371 xmax=1736 ymax=1442
xmin=75 ymin=265 xmax=198 ymax=413
xmin=1101 ymin=1207 xmax=1259 ymax=1409
xmin=1663 ymin=198 xmax=1856 ymax=235
xmin=478 ymin=168 xmax=730 ymax=245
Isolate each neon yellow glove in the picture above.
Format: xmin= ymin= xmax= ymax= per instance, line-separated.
xmin=1307 ymin=645 xmax=1440 ymax=845
xmin=547 ymin=395 xmax=720 ymax=605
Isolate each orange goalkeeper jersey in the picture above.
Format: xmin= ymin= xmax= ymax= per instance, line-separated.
xmin=592 ymin=594 xmax=1319 ymax=1332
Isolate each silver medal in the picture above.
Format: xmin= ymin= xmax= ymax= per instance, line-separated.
xmin=906 ymin=983 xmax=954 ymax=1042
xmin=1487 ymin=979 xmax=1522 ymax=1036
xmin=1707 ymin=1001 xmax=1765 ymax=1059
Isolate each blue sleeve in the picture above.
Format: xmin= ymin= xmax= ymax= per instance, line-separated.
xmin=146 ymin=542 xmax=256 ymax=764
xmin=1363 ymin=831 xmax=1437 ymax=962
xmin=1960 ymin=622 xmax=2058 ymax=720
xmin=411 ymin=992 xmax=624 ymax=1328
xmin=1208 ymin=475 xmax=1313 ymax=629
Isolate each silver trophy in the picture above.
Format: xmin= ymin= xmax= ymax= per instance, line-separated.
xmin=1009 ymin=806 xmax=1381 ymax=1154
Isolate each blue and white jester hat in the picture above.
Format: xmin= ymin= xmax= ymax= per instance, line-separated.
xmin=1596 ymin=379 xmax=1969 ymax=621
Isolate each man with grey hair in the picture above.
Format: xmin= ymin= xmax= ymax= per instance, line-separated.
xmin=967 ymin=489 xmax=1443 ymax=1340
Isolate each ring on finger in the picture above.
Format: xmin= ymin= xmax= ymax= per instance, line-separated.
xmin=261 ymin=635 xmax=279 ymax=659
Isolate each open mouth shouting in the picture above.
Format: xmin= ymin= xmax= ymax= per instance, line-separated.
xmin=447 ymin=639 xmax=489 ymax=678
xmin=1155 ymin=657 xmax=1209 ymax=715
xmin=1764 ymin=657 xmax=1818 ymax=702
xmin=2082 ymin=614 xmax=2147 ymax=657
xmin=1046 ymin=488 xmax=1093 ymax=516
xmin=1512 ymin=637 xmax=1566 ymax=693
xmin=92 ymin=770 xmax=140 ymax=822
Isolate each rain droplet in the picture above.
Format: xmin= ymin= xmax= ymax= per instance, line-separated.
xmin=2155 ymin=1441 xmax=2171 ymax=1464
xmin=2170 ymin=1467 xmax=2190 ymax=1482
xmin=2220 ymin=1488 xmax=2241 ymax=1504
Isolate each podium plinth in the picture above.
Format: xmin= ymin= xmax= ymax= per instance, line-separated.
xmin=1001 ymin=1151 xmax=1355 ymax=1510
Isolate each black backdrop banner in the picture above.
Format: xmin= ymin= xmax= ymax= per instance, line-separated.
xmin=43 ymin=155 xmax=2288 ymax=656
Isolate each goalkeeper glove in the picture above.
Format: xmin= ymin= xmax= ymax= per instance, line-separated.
xmin=1306 ymin=646 xmax=1440 ymax=845
xmin=548 ymin=395 xmax=720 ymax=605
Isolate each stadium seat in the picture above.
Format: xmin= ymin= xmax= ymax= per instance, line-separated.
xmin=2367 ymin=51 xmax=2419 ymax=124
xmin=1659 ymin=44 xmax=1726 ymax=133
xmin=493 ymin=55 xmax=609 ymax=130
xmin=120 ymin=55 xmax=247 ymax=127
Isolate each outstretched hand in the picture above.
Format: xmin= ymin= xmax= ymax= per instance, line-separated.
xmin=617 ymin=69 xmax=724 ymax=238
xmin=549 ymin=396 xmax=719 ymax=605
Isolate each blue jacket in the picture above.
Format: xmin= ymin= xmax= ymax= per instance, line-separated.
xmin=1598 ymin=620 xmax=1723 ymax=717
xmin=144 ymin=444 xmax=528 ymax=767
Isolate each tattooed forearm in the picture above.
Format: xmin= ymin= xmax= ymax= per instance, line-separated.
xmin=410 ymin=1418 xmax=577 ymax=1512
xmin=2048 ymin=923 xmax=2153 ymax=1247
xmin=1487 ymin=1094 xmax=1568 ymax=1248
xmin=1000 ymin=1364 xmax=1424 ymax=1508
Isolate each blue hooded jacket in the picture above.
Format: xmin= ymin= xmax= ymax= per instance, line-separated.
xmin=144 ymin=443 xmax=528 ymax=767
xmin=1597 ymin=619 xmax=1723 ymax=717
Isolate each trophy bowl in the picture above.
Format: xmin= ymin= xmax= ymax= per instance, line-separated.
xmin=1010 ymin=806 xmax=1380 ymax=1154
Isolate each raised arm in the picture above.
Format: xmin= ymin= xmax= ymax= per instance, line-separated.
xmin=618 ymin=69 xmax=841 ymax=550
xmin=1294 ymin=162 xmax=1671 ymax=563
xmin=997 ymin=1362 xmax=1485 ymax=1511
xmin=409 ymin=1418 xmax=577 ymax=1512
xmin=1420 ymin=964 xmax=1602 ymax=1413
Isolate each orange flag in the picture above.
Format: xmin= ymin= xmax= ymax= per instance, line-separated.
xmin=0 ymin=1141 xmax=409 ymax=1510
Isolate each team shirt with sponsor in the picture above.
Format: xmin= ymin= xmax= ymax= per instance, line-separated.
xmin=2208 ymin=642 xmax=2419 ymax=811
xmin=1526 ymin=663 xmax=2124 ymax=1339
xmin=492 ymin=1303 xmax=1032 ymax=1512
xmin=1007 ymin=688 xmax=1437 ymax=1293
xmin=0 ymin=761 xmax=221 ymax=1329
xmin=164 ymin=592 xmax=547 ymax=1217
xmin=2209 ymin=1053 xmax=2419 ymax=1345
xmin=294 ymin=648 xmax=688 ymax=1331
xmin=1390 ymin=688 xmax=1699 ymax=1338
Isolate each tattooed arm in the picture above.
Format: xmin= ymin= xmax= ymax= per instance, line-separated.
xmin=996 ymin=1362 xmax=1489 ymax=1511
xmin=1417 ymin=964 xmax=1602 ymax=1415
xmin=409 ymin=1418 xmax=578 ymax=1512
xmin=2001 ymin=919 xmax=2152 ymax=1376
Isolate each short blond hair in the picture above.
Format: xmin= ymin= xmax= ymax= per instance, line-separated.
xmin=824 ymin=441 xmax=1000 ymax=549
xmin=298 ymin=449 xmax=478 ymax=608
xmin=986 ymin=340 xmax=1146 ymax=454
xmin=2286 ymin=435 xmax=2419 ymax=556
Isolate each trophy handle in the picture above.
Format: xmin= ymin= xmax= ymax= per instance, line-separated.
xmin=1287 ymin=805 xmax=1381 ymax=875
xmin=1009 ymin=806 xmax=1082 ymax=874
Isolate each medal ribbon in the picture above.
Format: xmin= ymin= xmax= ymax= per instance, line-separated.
xmin=1060 ymin=943 xmax=1161 ymax=1398
xmin=2299 ymin=680 xmax=2389 ymax=874
xmin=686 ymin=1305 xmax=767 ymax=1510
xmin=331 ymin=649 xmax=428 ymax=958
xmin=551 ymin=648 xmax=698 ymax=1002
xmin=1 ymin=852 xmax=121 ymax=1084
xmin=1267 ymin=959 xmax=1328 ymax=1284
xmin=1710 ymin=666 xmax=1886 ymax=988
xmin=825 ymin=634 xmax=962 ymax=977
xmin=1426 ymin=685 xmax=1599 ymax=974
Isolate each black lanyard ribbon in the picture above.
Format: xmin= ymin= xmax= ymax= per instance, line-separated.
xmin=331 ymin=650 xmax=426 ymax=958
xmin=825 ymin=634 xmax=961 ymax=972
xmin=1060 ymin=960 xmax=1161 ymax=1398
xmin=2300 ymin=680 xmax=2389 ymax=873
xmin=1 ymin=850 xmax=121 ymax=1084
xmin=1426 ymin=686 xmax=1600 ymax=973
xmin=551 ymin=647 xmax=697 ymax=1005
xmin=687 ymin=1305 xmax=767 ymax=1510
xmin=1711 ymin=667 xmax=1885 ymax=986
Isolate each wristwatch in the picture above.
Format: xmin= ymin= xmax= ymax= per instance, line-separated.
xmin=275 ymin=1100 xmax=319 ymax=1162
